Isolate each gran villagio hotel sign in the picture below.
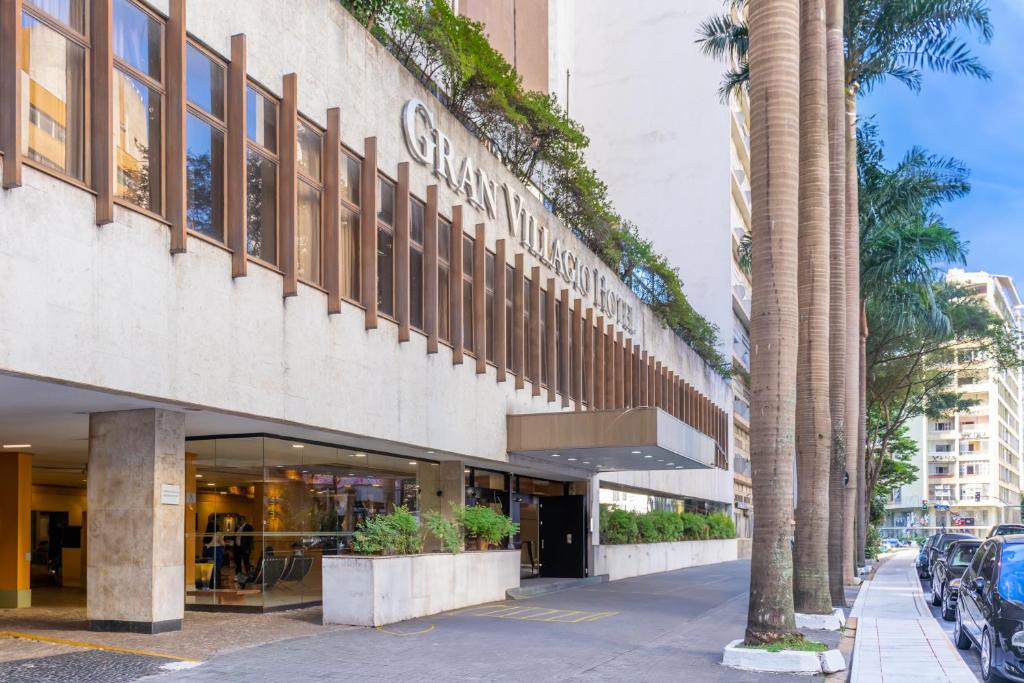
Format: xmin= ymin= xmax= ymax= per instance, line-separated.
xmin=402 ymin=98 xmax=635 ymax=334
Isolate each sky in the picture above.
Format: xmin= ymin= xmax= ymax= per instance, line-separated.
xmin=858 ymin=0 xmax=1024 ymax=290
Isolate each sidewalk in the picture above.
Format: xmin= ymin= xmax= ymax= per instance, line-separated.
xmin=850 ymin=549 xmax=976 ymax=682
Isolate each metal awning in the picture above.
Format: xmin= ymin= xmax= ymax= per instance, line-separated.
xmin=506 ymin=407 xmax=716 ymax=473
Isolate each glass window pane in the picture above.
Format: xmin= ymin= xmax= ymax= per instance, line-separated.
xmin=377 ymin=177 xmax=394 ymax=226
xmin=186 ymin=113 xmax=225 ymax=240
xmin=113 ymin=0 xmax=162 ymax=81
xmin=438 ymin=266 xmax=450 ymax=342
xmin=506 ymin=266 xmax=514 ymax=371
xmin=246 ymin=87 xmax=277 ymax=153
xmin=297 ymin=182 xmax=321 ymax=284
xmin=20 ymin=13 xmax=86 ymax=180
xmin=297 ymin=121 xmax=322 ymax=180
xmin=246 ymin=149 xmax=277 ymax=264
xmin=540 ymin=291 xmax=548 ymax=384
xmin=438 ymin=218 xmax=451 ymax=264
xmin=525 ymin=279 xmax=533 ymax=382
xmin=410 ymin=247 xmax=424 ymax=330
xmin=341 ymin=154 xmax=360 ymax=205
xmin=114 ymin=68 xmax=162 ymax=213
xmin=463 ymin=236 xmax=474 ymax=277
xmin=186 ymin=43 xmax=225 ymax=119
xmin=377 ymin=227 xmax=394 ymax=316
xmin=410 ymin=198 xmax=424 ymax=245
xmin=340 ymin=206 xmax=360 ymax=300
xmin=26 ymin=0 xmax=85 ymax=33
xmin=464 ymin=279 xmax=474 ymax=352
xmin=486 ymin=253 xmax=495 ymax=363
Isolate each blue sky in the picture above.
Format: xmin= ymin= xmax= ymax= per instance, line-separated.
xmin=858 ymin=0 xmax=1024 ymax=288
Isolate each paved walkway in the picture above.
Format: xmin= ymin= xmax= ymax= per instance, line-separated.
xmin=850 ymin=549 xmax=977 ymax=682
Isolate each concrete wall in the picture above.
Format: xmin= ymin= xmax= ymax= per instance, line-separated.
xmin=594 ymin=539 xmax=738 ymax=582
xmin=322 ymin=550 xmax=519 ymax=626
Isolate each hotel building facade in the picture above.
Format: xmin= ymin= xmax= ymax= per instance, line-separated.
xmin=0 ymin=0 xmax=735 ymax=633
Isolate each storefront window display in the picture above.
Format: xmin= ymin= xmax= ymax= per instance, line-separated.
xmin=185 ymin=435 xmax=422 ymax=611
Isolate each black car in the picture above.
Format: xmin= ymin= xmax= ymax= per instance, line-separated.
xmin=931 ymin=539 xmax=982 ymax=620
xmin=918 ymin=533 xmax=940 ymax=578
xmin=990 ymin=525 xmax=1024 ymax=538
xmin=928 ymin=533 xmax=979 ymax=578
xmin=955 ymin=536 xmax=1024 ymax=681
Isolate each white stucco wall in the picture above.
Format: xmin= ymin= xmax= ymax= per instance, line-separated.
xmin=0 ymin=0 xmax=732 ymax=503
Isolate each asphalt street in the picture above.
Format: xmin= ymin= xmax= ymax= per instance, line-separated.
xmin=918 ymin=572 xmax=984 ymax=680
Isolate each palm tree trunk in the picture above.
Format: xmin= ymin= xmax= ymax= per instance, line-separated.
xmin=858 ymin=304 xmax=868 ymax=564
xmin=844 ymin=85 xmax=861 ymax=585
xmin=825 ymin=0 xmax=847 ymax=607
xmin=744 ymin=0 xmax=800 ymax=645
xmin=794 ymin=0 xmax=832 ymax=616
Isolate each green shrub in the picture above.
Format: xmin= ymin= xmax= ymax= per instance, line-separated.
xmin=680 ymin=512 xmax=710 ymax=540
xmin=423 ymin=510 xmax=463 ymax=554
xmin=866 ymin=524 xmax=881 ymax=560
xmin=706 ymin=512 xmax=736 ymax=540
xmin=351 ymin=505 xmax=423 ymax=555
xmin=600 ymin=506 xmax=640 ymax=544
xmin=454 ymin=505 xmax=519 ymax=546
xmin=648 ymin=509 xmax=685 ymax=542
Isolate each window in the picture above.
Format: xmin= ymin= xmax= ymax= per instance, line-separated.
xmin=485 ymin=252 xmax=495 ymax=363
xmin=555 ymin=299 xmax=564 ymax=394
xmin=376 ymin=176 xmax=395 ymax=316
xmin=934 ymin=444 xmax=953 ymax=453
xmin=505 ymin=265 xmax=514 ymax=372
xmin=409 ymin=198 xmax=425 ymax=330
xmin=462 ymin=235 xmax=475 ymax=353
xmin=524 ymin=277 xmax=534 ymax=382
xmin=569 ymin=306 xmax=577 ymax=400
xmin=245 ymin=86 xmax=278 ymax=264
xmin=438 ymin=217 xmax=452 ymax=342
xmin=113 ymin=0 xmax=163 ymax=213
xmin=21 ymin=1 xmax=87 ymax=180
xmin=185 ymin=43 xmax=226 ymax=240
xmin=339 ymin=151 xmax=361 ymax=300
xmin=295 ymin=121 xmax=323 ymax=284
xmin=540 ymin=288 xmax=549 ymax=386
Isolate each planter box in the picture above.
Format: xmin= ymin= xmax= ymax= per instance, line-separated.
xmin=594 ymin=539 xmax=738 ymax=581
xmin=322 ymin=550 xmax=520 ymax=627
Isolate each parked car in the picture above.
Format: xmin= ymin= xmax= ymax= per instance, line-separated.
xmin=927 ymin=533 xmax=979 ymax=579
xmin=931 ymin=539 xmax=982 ymax=620
xmin=882 ymin=537 xmax=911 ymax=549
xmin=989 ymin=524 xmax=1024 ymax=538
xmin=955 ymin=536 xmax=1024 ymax=682
xmin=918 ymin=534 xmax=940 ymax=578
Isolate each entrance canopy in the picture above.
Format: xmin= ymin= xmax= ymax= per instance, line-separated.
xmin=506 ymin=408 xmax=716 ymax=473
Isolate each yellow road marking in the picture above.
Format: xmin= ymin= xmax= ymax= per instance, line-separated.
xmin=373 ymin=624 xmax=435 ymax=637
xmin=570 ymin=611 xmax=618 ymax=623
xmin=0 ymin=631 xmax=199 ymax=662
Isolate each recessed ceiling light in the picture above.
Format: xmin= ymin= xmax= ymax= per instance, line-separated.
xmin=464 ymin=469 xmax=470 ymax=474
xmin=354 ymin=453 xmax=366 ymax=457
xmin=643 ymin=455 xmax=653 ymax=459
xmin=631 ymin=450 xmax=642 ymax=455
xmin=567 ymin=457 xmax=578 ymax=461
xmin=426 ymin=450 xmax=435 ymax=454
xmin=2 ymin=444 xmax=31 ymax=449
xmin=551 ymin=454 xmax=560 ymax=457
xmin=409 ymin=461 xmax=418 ymax=465
xmin=219 ymin=491 xmax=227 ymax=495
xmin=195 ymin=474 xmax=203 ymax=478
xmin=81 ymin=479 xmax=87 ymax=483
xmin=582 ymin=461 xmax=591 ymax=464
xmin=207 ymin=482 xmax=215 ymax=486
xmin=292 ymin=444 xmax=304 ymax=449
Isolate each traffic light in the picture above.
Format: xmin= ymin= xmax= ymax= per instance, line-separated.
xmin=922 ymin=500 xmax=928 ymax=512
xmin=976 ymin=491 xmax=981 ymax=502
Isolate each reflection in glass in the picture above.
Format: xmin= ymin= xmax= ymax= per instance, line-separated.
xmin=114 ymin=69 xmax=162 ymax=212
xmin=410 ymin=199 xmax=425 ymax=330
xmin=463 ymin=236 xmax=474 ymax=352
xmin=25 ymin=0 xmax=85 ymax=33
xmin=113 ymin=0 xmax=161 ymax=80
xmin=246 ymin=150 xmax=277 ymax=264
xmin=186 ymin=44 xmax=225 ymax=119
xmin=186 ymin=113 xmax=225 ymax=240
xmin=377 ymin=178 xmax=394 ymax=226
xmin=505 ymin=266 xmax=515 ymax=371
xmin=485 ymin=252 xmax=495 ymax=363
xmin=246 ymin=87 xmax=277 ymax=152
xmin=377 ymin=227 xmax=394 ymax=316
xmin=438 ymin=218 xmax=451 ymax=342
xmin=524 ymin=278 xmax=534 ymax=381
xmin=297 ymin=122 xmax=321 ymax=180
xmin=20 ymin=13 xmax=86 ymax=180
xmin=540 ymin=291 xmax=549 ymax=385
xmin=340 ymin=206 xmax=360 ymax=300
xmin=297 ymin=182 xmax=321 ymax=284
xmin=341 ymin=155 xmax=360 ymax=205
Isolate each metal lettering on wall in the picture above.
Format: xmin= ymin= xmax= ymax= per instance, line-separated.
xmin=402 ymin=98 xmax=635 ymax=335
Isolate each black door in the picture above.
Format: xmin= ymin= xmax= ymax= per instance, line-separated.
xmin=539 ymin=495 xmax=587 ymax=578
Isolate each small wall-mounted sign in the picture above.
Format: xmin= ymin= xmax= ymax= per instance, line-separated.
xmin=160 ymin=483 xmax=181 ymax=505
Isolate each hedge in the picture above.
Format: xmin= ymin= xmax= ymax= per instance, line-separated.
xmin=599 ymin=506 xmax=736 ymax=544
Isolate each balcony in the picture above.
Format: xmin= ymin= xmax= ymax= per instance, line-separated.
xmin=960 ymin=430 xmax=990 ymax=440
xmin=733 ymin=455 xmax=752 ymax=480
xmin=734 ymin=397 xmax=751 ymax=424
xmin=929 ymin=453 xmax=957 ymax=462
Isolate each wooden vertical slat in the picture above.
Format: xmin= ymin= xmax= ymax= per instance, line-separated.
xmin=280 ymin=73 xmax=299 ymax=297
xmin=546 ymin=280 xmax=556 ymax=403
xmin=623 ymin=339 xmax=633 ymax=409
xmin=227 ymin=34 xmax=247 ymax=277
xmin=572 ymin=299 xmax=583 ymax=410
xmin=474 ymin=224 xmax=486 ymax=374
xmin=495 ymin=240 xmax=507 ymax=382
xmin=606 ymin=324 xmax=616 ymax=409
xmin=560 ymin=289 xmax=570 ymax=408
xmin=668 ymin=372 xmax=676 ymax=417
xmin=654 ymin=361 xmax=663 ymax=408
xmin=0 ymin=0 xmax=22 ymax=189
xmin=424 ymin=185 xmax=439 ymax=352
xmin=324 ymin=108 xmax=341 ymax=313
xmin=594 ymin=317 xmax=605 ymax=409
xmin=583 ymin=309 xmax=594 ymax=409
xmin=360 ymin=137 xmax=378 ymax=329
xmin=648 ymin=356 xmax=657 ymax=408
xmin=673 ymin=375 xmax=680 ymax=418
xmin=396 ymin=162 xmax=411 ymax=341
xmin=639 ymin=351 xmax=648 ymax=406
xmin=529 ymin=268 xmax=541 ymax=396
xmin=166 ymin=0 xmax=187 ymax=250
xmin=450 ymin=206 xmax=465 ymax=364
xmin=614 ymin=331 xmax=625 ymax=409
xmin=513 ymin=254 xmax=525 ymax=389
xmin=92 ymin=0 xmax=115 ymax=225
xmin=632 ymin=345 xmax=641 ymax=407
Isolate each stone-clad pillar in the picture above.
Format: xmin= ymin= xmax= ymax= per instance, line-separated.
xmin=418 ymin=460 xmax=465 ymax=551
xmin=0 ymin=452 xmax=32 ymax=608
xmin=87 ymin=409 xmax=185 ymax=634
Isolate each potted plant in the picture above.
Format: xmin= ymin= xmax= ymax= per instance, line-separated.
xmin=454 ymin=505 xmax=518 ymax=551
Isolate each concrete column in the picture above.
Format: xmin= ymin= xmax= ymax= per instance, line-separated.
xmin=87 ymin=409 xmax=185 ymax=634
xmin=587 ymin=474 xmax=601 ymax=576
xmin=0 ymin=452 xmax=32 ymax=608
xmin=418 ymin=460 xmax=465 ymax=551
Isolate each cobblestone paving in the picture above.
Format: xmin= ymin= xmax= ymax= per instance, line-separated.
xmin=0 ymin=649 xmax=169 ymax=683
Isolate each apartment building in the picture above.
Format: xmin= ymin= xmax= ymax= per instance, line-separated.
xmin=886 ymin=270 xmax=1024 ymax=535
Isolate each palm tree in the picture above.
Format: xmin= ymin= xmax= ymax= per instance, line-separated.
xmin=743 ymin=0 xmax=800 ymax=644
xmin=825 ymin=0 xmax=848 ymax=606
xmin=794 ymin=0 xmax=833 ymax=616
